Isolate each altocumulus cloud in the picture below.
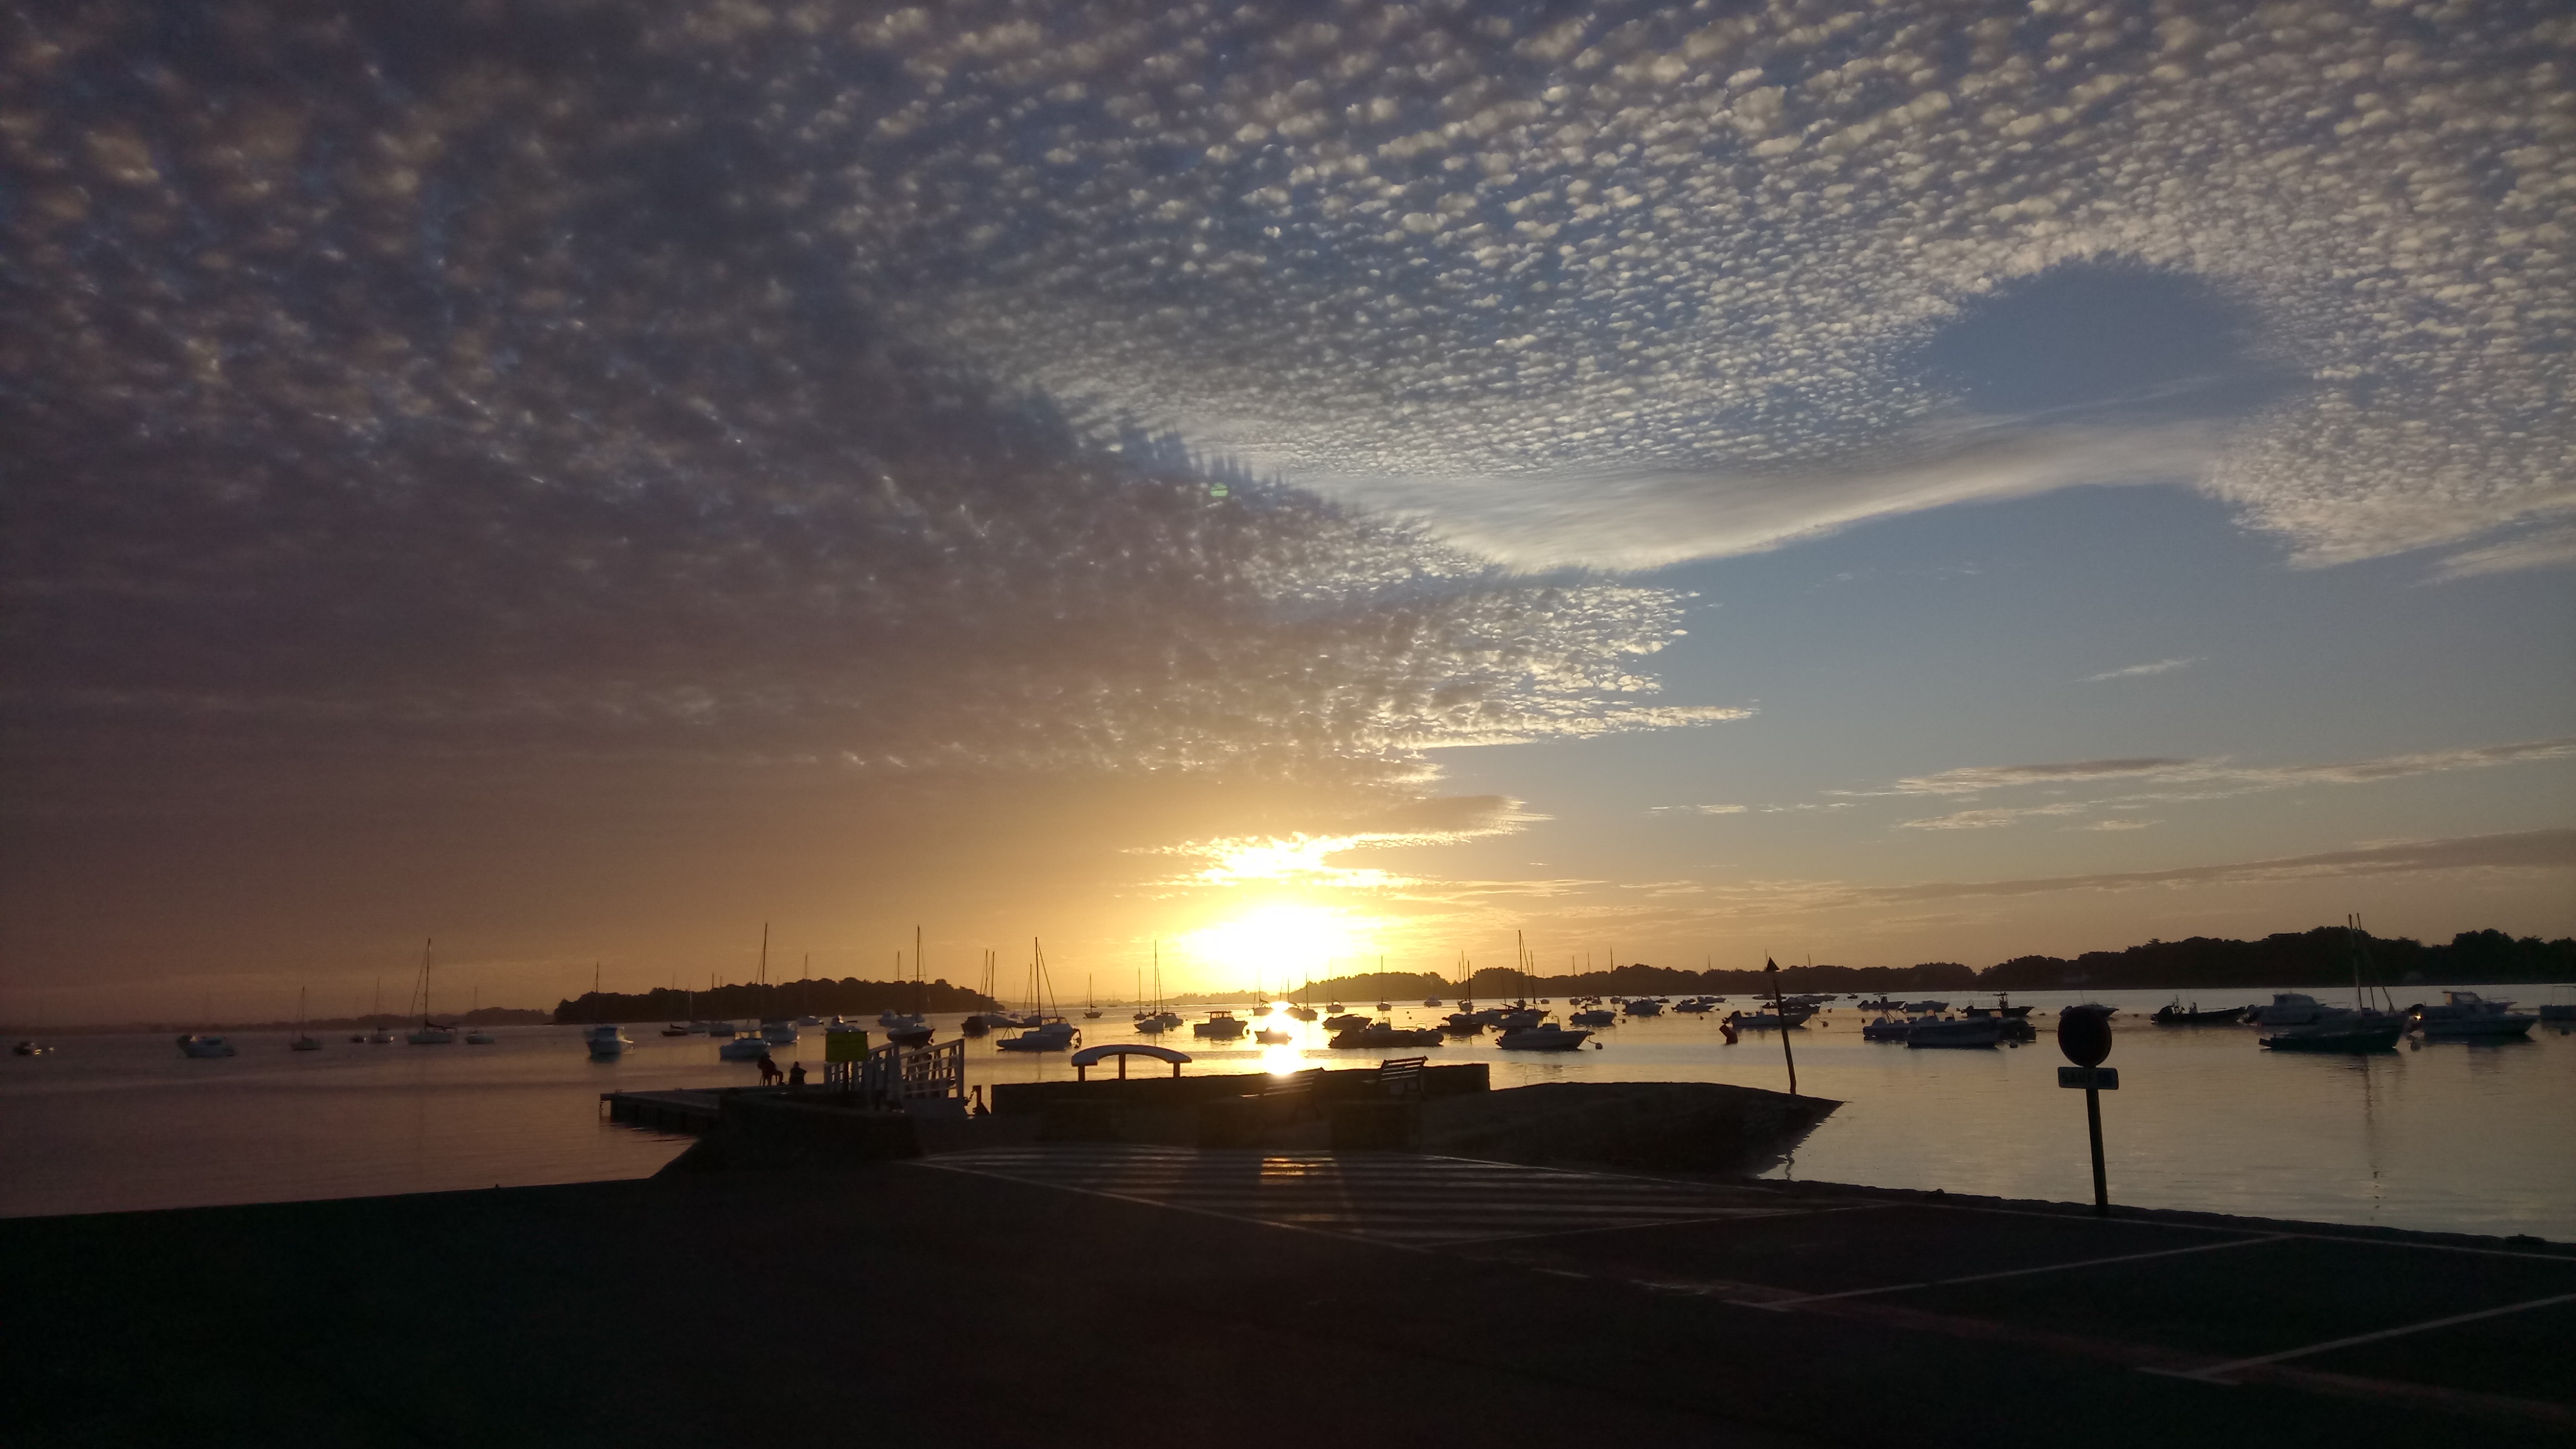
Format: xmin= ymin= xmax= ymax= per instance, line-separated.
xmin=0 ymin=5 xmax=1742 ymax=792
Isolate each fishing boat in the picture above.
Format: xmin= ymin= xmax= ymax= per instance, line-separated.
xmin=176 ymin=1034 xmax=236 ymax=1058
xmin=2153 ymin=1001 xmax=2250 ymax=1025
xmin=289 ymin=988 xmax=323 ymax=1052
xmin=1906 ymin=1017 xmax=2002 ymax=1048
xmin=1191 ymin=1010 xmax=1247 ymax=1041
xmin=584 ymin=1023 xmax=632 ymax=1057
xmin=2411 ymin=991 xmax=2536 ymax=1040
xmin=1497 ymin=1022 xmax=1591 ymax=1051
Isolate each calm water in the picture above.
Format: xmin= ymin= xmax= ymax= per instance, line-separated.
xmin=6 ymin=985 xmax=2570 ymax=1240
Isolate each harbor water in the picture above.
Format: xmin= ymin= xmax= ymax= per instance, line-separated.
xmin=6 ymin=985 xmax=2570 ymax=1240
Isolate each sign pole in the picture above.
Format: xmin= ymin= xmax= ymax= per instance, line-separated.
xmin=2084 ymin=1082 xmax=2107 ymax=1215
xmin=2056 ymin=1006 xmax=2116 ymax=1217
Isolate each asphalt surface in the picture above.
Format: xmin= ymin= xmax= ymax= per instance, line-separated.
xmin=6 ymin=1148 xmax=2570 ymax=1447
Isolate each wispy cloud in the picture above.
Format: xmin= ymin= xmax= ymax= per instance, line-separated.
xmin=2084 ymin=658 xmax=2199 ymax=682
xmin=1887 ymin=736 xmax=2576 ymax=829
xmin=2426 ymin=526 xmax=2576 ymax=583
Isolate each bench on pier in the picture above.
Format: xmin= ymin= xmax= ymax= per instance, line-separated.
xmin=1374 ymin=1056 xmax=1428 ymax=1099
xmin=1257 ymin=1067 xmax=1326 ymax=1124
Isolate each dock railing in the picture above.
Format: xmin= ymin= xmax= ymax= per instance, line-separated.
xmin=826 ymin=1038 xmax=965 ymax=1109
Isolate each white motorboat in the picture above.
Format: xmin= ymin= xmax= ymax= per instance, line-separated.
xmin=1422 ymin=997 xmax=1443 ymax=1007
xmin=1191 ymin=1011 xmax=1247 ymax=1040
xmin=2412 ymin=991 xmax=2536 ymax=1040
xmin=465 ymin=1028 xmax=497 ymax=1045
xmin=760 ymin=1021 xmax=799 ymax=1046
xmin=697 ymin=1020 xmax=736 ymax=1038
xmin=1860 ymin=1015 xmax=1912 ymax=1042
xmin=1497 ymin=1023 xmax=1591 ymax=1051
xmin=796 ymin=1014 xmax=821 ymax=1027
xmin=177 ymin=1034 xmax=236 ymax=1058
xmin=1906 ymin=1017 xmax=2003 ymax=1048
xmin=1323 ymin=1012 xmax=1372 ymax=1031
xmin=584 ymin=1024 xmax=632 ymax=1057
xmin=661 ymin=1023 xmax=691 ymax=1037
xmin=718 ymin=1035 xmax=772 ymax=1061
xmin=407 ymin=1026 xmax=457 ymax=1045
xmin=13 ymin=1040 xmax=51 ymax=1057
xmin=1622 ymin=997 xmax=1664 ymax=1016
xmin=2248 ymin=993 xmax=2333 ymax=1026
xmin=1569 ymin=1008 xmax=1615 ymax=1026
xmin=877 ymin=1009 xmax=925 ymax=1030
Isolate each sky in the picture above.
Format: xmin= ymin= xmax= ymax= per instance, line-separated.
xmin=3 ymin=0 xmax=2571 ymax=1020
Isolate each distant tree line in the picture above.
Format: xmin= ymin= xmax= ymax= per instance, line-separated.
xmin=552 ymin=977 xmax=992 ymax=1025
xmin=1977 ymin=927 xmax=2573 ymax=992
xmin=1266 ymin=927 xmax=2568 ymax=1002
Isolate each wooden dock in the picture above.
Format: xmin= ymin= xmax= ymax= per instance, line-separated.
xmin=599 ymin=1087 xmax=731 ymax=1134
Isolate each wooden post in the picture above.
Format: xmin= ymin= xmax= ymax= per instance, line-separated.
xmin=1767 ymin=958 xmax=1797 ymax=1097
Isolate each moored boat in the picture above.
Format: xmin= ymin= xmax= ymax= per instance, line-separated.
xmin=2262 ymin=1012 xmax=2404 ymax=1052
xmin=1496 ymin=1022 xmax=1591 ymax=1051
xmin=584 ymin=1023 xmax=632 ymax=1057
xmin=2410 ymin=991 xmax=2536 ymax=1040
xmin=176 ymin=1034 xmax=236 ymax=1058
xmin=1906 ymin=1017 xmax=2002 ymax=1048
xmin=2154 ymin=1001 xmax=2251 ymax=1025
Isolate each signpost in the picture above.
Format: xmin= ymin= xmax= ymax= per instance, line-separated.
xmin=2057 ymin=1007 xmax=2116 ymax=1215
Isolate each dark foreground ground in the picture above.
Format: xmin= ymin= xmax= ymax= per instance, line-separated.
xmin=6 ymin=1146 xmax=2571 ymax=1448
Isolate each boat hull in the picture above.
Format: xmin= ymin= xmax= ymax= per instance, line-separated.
xmin=2262 ymin=1025 xmax=2402 ymax=1052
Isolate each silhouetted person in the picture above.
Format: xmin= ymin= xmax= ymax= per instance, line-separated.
xmin=757 ymin=1053 xmax=781 ymax=1085
xmin=970 ymin=1085 xmax=990 ymax=1118
xmin=787 ymin=1060 xmax=807 ymax=1089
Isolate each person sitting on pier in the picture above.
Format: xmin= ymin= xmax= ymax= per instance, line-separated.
xmin=757 ymin=1053 xmax=782 ymax=1085
xmin=787 ymin=1060 xmax=806 ymax=1089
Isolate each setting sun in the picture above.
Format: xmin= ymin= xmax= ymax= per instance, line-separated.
xmin=1178 ymin=904 xmax=1379 ymax=993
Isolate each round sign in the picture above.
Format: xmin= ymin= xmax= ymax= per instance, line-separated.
xmin=2058 ymin=1008 xmax=2113 ymax=1068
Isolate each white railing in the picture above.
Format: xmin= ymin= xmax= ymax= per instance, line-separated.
xmin=822 ymin=1038 xmax=965 ymax=1108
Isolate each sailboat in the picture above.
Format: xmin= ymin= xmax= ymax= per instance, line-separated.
xmin=289 ymin=987 xmax=323 ymax=1051
xmin=406 ymin=939 xmax=457 ymax=1044
xmin=996 ymin=940 xmax=1078 ymax=1052
xmin=465 ymin=987 xmax=497 ymax=1045
xmin=1083 ymin=975 xmax=1101 ymax=1019
xmin=363 ymin=973 xmax=394 ymax=1043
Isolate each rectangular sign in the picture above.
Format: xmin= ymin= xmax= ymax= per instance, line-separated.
xmin=2058 ymin=1066 xmax=2119 ymax=1089
xmin=824 ymin=1030 xmax=870 ymax=1063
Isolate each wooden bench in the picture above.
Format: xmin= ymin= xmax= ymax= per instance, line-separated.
xmin=1256 ymin=1067 xmax=1325 ymax=1123
xmin=1375 ymin=1056 xmax=1428 ymax=1099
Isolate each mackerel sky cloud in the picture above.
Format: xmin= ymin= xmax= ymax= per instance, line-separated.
xmin=1 ymin=1 xmax=2568 ymax=1013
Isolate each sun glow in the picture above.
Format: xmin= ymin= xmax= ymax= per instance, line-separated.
xmin=1179 ymin=904 xmax=1376 ymax=993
